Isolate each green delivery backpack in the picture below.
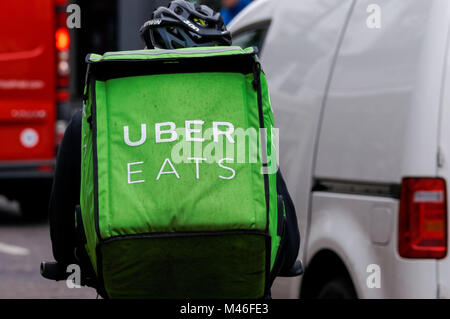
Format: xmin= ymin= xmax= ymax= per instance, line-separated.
xmin=79 ymin=46 xmax=286 ymax=299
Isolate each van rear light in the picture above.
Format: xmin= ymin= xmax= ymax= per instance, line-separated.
xmin=399 ymin=178 xmax=447 ymax=259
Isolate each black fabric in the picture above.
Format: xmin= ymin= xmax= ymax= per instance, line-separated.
xmin=75 ymin=205 xmax=86 ymax=246
xmin=276 ymin=170 xmax=301 ymax=275
xmin=89 ymin=54 xmax=255 ymax=82
xmin=101 ymin=233 xmax=267 ymax=299
xmin=48 ymin=109 xmax=82 ymax=266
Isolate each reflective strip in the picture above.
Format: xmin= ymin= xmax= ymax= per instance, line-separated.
xmin=104 ymin=47 xmax=242 ymax=56
xmin=88 ymin=47 xmax=254 ymax=62
xmin=413 ymin=191 xmax=444 ymax=203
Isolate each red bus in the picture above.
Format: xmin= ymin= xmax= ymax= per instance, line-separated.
xmin=0 ymin=0 xmax=70 ymax=219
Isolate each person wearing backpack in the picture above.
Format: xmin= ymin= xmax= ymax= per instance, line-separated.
xmin=46 ymin=0 xmax=300 ymax=298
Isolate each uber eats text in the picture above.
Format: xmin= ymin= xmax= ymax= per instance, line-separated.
xmin=122 ymin=120 xmax=278 ymax=184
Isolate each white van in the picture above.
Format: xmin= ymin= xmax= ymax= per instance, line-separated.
xmin=230 ymin=0 xmax=450 ymax=298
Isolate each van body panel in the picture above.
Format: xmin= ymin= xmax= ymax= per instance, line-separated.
xmin=316 ymin=0 xmax=446 ymax=183
xmin=437 ymin=3 xmax=450 ymax=298
xmin=260 ymin=0 xmax=354 ymax=263
xmin=310 ymin=192 xmax=437 ymax=298
xmin=401 ymin=1 xmax=450 ymax=178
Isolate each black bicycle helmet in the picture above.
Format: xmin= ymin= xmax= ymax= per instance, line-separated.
xmin=139 ymin=0 xmax=232 ymax=49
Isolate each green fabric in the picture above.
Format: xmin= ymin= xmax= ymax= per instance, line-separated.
xmin=101 ymin=233 xmax=267 ymax=299
xmin=80 ymin=83 xmax=98 ymax=272
xmin=260 ymin=74 xmax=280 ymax=268
xmin=80 ymin=47 xmax=281 ymax=297
xmin=95 ymin=72 xmax=266 ymax=237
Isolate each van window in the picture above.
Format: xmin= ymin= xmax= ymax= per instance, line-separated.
xmin=232 ymin=22 xmax=270 ymax=54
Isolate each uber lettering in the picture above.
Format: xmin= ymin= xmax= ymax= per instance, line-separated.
xmin=123 ymin=120 xmax=234 ymax=146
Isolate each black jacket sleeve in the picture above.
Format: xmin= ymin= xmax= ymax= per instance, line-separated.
xmin=48 ymin=109 xmax=82 ymax=265
xmin=276 ymin=169 xmax=301 ymax=275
